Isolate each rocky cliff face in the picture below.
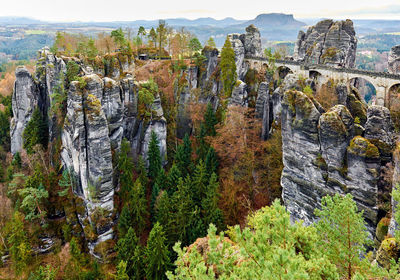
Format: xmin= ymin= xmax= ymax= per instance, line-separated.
xmin=388 ymin=45 xmax=400 ymax=74
xmin=293 ymin=19 xmax=357 ymax=68
xmin=10 ymin=67 xmax=40 ymax=154
xmin=280 ymin=85 xmax=394 ymax=236
xmin=10 ymin=48 xmax=167 ymax=257
xmin=228 ymin=25 xmax=263 ymax=81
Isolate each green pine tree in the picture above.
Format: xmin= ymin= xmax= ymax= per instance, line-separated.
xmin=148 ymin=131 xmax=162 ymax=179
xmin=204 ymin=147 xmax=218 ymax=177
xmin=195 ymin=123 xmax=209 ymax=161
xmin=6 ymin=211 xmax=31 ymax=275
xmin=191 ymin=160 xmax=208 ymax=206
xmin=201 ymin=173 xmax=223 ymax=231
xmin=175 ymin=133 xmax=192 ymax=177
xmin=204 ymin=102 xmax=218 ymax=136
xmin=166 ymin=164 xmax=182 ymax=195
xmin=145 ymin=222 xmax=170 ymax=280
xmin=314 ymin=193 xmax=371 ymax=279
xmin=129 ymin=179 xmax=149 ymax=237
xmin=118 ymin=139 xmax=134 ymax=197
xmin=23 ymin=108 xmax=49 ymax=154
xmin=220 ymin=36 xmax=237 ymax=97
xmin=115 ymin=261 xmax=129 ymax=280
xmin=117 ymin=204 xmax=132 ymax=238
xmin=117 ymin=227 xmax=144 ymax=279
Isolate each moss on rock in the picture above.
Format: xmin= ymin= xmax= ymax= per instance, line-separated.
xmin=376 ymin=238 xmax=400 ymax=269
xmin=347 ymin=136 xmax=379 ymax=159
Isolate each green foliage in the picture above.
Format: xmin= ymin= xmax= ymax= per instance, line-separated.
xmin=0 ymin=110 xmax=10 ymax=149
xmin=117 ymin=204 xmax=132 ymax=238
xmin=175 ymin=134 xmax=192 ymax=177
xmin=148 ymin=131 xmax=162 ymax=179
xmin=204 ymin=147 xmax=218 ymax=176
xmin=393 ymin=183 xmax=400 ymax=242
xmin=111 ymin=28 xmax=127 ymax=49
xmin=188 ymin=37 xmax=202 ymax=53
xmin=6 ymin=211 xmax=31 ymax=275
xmin=201 ymin=173 xmax=223 ymax=230
xmin=12 ymin=151 xmax=22 ymax=169
xmin=314 ymin=194 xmax=372 ymax=279
xmin=220 ymin=37 xmax=237 ymax=97
xmin=28 ymin=265 xmax=57 ymax=280
xmin=168 ymin=200 xmax=338 ymax=279
xmin=115 ymin=261 xmax=129 ymax=280
xmin=204 ymin=103 xmax=218 ymax=137
xmin=117 ymin=227 xmax=144 ymax=279
xmin=23 ymin=108 xmax=49 ymax=154
xmin=129 ymin=179 xmax=149 ymax=237
xmin=205 ymin=37 xmax=216 ymax=48
xmin=66 ymin=60 xmax=80 ymax=83
xmin=58 ymin=169 xmax=71 ymax=197
xmin=138 ymin=78 xmax=157 ymax=117
xmin=118 ymin=139 xmax=134 ymax=197
xmin=18 ymin=183 xmax=49 ymax=222
xmin=145 ymin=222 xmax=170 ymax=280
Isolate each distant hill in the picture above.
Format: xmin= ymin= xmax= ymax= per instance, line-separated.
xmin=0 ymin=16 xmax=45 ymax=25
xmin=241 ymin=13 xmax=305 ymax=28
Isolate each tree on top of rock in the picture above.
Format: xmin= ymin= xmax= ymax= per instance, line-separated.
xmin=220 ymin=36 xmax=237 ymax=97
xmin=111 ymin=28 xmax=127 ymax=49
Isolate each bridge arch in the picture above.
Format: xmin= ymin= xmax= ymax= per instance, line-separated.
xmin=274 ymin=65 xmax=293 ymax=80
xmin=388 ymin=83 xmax=400 ymax=110
xmin=348 ymin=77 xmax=377 ymax=104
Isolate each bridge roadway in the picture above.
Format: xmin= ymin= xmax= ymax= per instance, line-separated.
xmin=245 ymin=56 xmax=400 ymax=106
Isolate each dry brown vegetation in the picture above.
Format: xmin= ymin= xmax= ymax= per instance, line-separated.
xmin=313 ymin=79 xmax=339 ymax=110
xmin=209 ymin=106 xmax=283 ymax=226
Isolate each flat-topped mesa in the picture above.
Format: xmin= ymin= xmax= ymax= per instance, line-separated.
xmin=388 ymin=45 xmax=400 ymax=74
xmin=293 ymin=19 xmax=357 ymax=68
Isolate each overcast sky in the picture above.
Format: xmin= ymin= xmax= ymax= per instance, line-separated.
xmin=1 ymin=0 xmax=400 ymax=22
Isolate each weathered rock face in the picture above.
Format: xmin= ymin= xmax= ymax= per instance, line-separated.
xmin=388 ymin=45 xmax=400 ymax=74
xmin=228 ymin=25 xmax=263 ymax=81
xmin=36 ymin=47 xmax=67 ymax=141
xmin=61 ymin=76 xmax=114 ymax=256
xmin=10 ymin=67 xmax=40 ymax=154
xmin=228 ymin=34 xmax=248 ymax=81
xmin=281 ymin=89 xmax=391 ymax=236
xmin=241 ymin=24 xmax=263 ymax=58
xmin=229 ymin=80 xmax=248 ymax=107
xmin=389 ymin=147 xmax=400 ymax=236
xmin=11 ymin=49 xmax=168 ymax=257
xmin=102 ymin=77 xmax=124 ymax=150
xmin=293 ymin=19 xmax=357 ymax=68
xmin=255 ymin=82 xmax=270 ymax=140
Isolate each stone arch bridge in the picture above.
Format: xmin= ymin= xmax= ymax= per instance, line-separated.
xmin=246 ymin=56 xmax=400 ymax=106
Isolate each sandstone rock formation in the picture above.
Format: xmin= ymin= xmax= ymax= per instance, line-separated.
xmin=10 ymin=67 xmax=40 ymax=154
xmin=388 ymin=45 xmax=400 ymax=74
xmin=9 ymin=48 xmax=169 ymax=257
xmin=228 ymin=25 xmax=263 ymax=81
xmin=280 ymin=87 xmax=393 ymax=237
xmin=255 ymin=82 xmax=269 ymax=140
xmin=293 ymin=19 xmax=357 ymax=68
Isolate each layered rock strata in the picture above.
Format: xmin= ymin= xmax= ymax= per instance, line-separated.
xmin=293 ymin=19 xmax=357 ymax=68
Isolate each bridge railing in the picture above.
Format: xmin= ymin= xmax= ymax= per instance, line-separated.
xmin=245 ymin=56 xmax=400 ymax=80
